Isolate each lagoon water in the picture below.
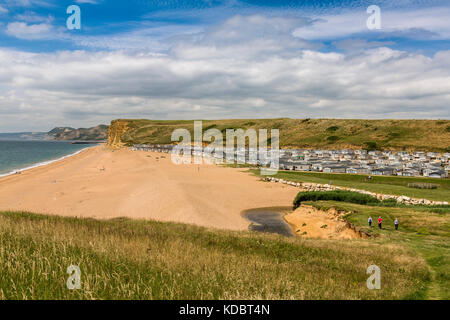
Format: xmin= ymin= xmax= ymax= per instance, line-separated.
xmin=242 ymin=207 xmax=294 ymax=237
xmin=0 ymin=140 xmax=92 ymax=177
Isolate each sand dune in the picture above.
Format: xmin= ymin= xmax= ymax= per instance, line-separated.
xmin=0 ymin=146 xmax=299 ymax=231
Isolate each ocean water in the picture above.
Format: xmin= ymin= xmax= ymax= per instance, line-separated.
xmin=0 ymin=140 xmax=93 ymax=177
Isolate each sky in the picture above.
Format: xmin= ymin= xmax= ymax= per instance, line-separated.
xmin=0 ymin=0 xmax=449 ymax=132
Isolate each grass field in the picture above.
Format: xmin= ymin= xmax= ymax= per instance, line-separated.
xmin=0 ymin=210 xmax=434 ymax=300
xmin=307 ymin=201 xmax=450 ymax=299
xmin=107 ymin=118 xmax=450 ymax=152
xmin=253 ymin=170 xmax=450 ymax=202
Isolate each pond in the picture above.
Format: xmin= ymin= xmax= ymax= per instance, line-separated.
xmin=242 ymin=207 xmax=294 ymax=237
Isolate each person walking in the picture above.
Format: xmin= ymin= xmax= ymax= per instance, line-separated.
xmin=394 ymin=218 xmax=399 ymax=230
xmin=377 ymin=216 xmax=382 ymax=229
xmin=368 ymin=216 xmax=373 ymax=227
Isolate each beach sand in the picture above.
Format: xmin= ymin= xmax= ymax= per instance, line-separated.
xmin=0 ymin=146 xmax=299 ymax=231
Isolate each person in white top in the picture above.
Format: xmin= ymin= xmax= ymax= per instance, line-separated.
xmin=368 ymin=216 xmax=373 ymax=227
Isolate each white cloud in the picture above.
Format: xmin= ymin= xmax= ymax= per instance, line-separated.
xmin=1 ymin=0 xmax=54 ymax=9
xmin=14 ymin=11 xmax=54 ymax=23
xmin=0 ymin=14 xmax=449 ymax=131
xmin=6 ymin=21 xmax=54 ymax=40
xmin=292 ymin=6 xmax=450 ymax=40
xmin=0 ymin=5 xmax=8 ymax=13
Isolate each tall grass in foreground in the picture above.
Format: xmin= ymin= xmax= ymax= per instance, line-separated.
xmin=0 ymin=211 xmax=429 ymax=300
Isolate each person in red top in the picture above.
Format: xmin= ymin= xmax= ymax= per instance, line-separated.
xmin=377 ymin=216 xmax=382 ymax=229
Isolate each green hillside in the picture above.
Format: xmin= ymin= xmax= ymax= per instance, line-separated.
xmin=107 ymin=119 xmax=450 ymax=152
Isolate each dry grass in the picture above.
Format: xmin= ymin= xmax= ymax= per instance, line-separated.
xmin=0 ymin=211 xmax=430 ymax=300
xmin=108 ymin=118 xmax=450 ymax=152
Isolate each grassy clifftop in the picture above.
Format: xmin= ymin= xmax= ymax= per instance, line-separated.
xmin=107 ymin=118 xmax=450 ymax=152
xmin=0 ymin=211 xmax=432 ymax=299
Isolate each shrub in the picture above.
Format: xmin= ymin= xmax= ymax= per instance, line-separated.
xmin=327 ymin=136 xmax=340 ymax=142
xmin=293 ymin=190 xmax=380 ymax=209
xmin=326 ymin=126 xmax=339 ymax=132
xmin=364 ymin=141 xmax=378 ymax=151
xmin=408 ymin=183 xmax=439 ymax=189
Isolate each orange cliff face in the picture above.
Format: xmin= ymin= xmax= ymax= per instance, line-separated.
xmin=107 ymin=120 xmax=130 ymax=149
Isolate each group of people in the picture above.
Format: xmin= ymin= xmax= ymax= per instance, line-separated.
xmin=368 ymin=216 xmax=399 ymax=230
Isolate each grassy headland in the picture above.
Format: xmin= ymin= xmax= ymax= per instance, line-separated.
xmin=0 ymin=210 xmax=432 ymax=300
xmin=108 ymin=118 xmax=450 ymax=152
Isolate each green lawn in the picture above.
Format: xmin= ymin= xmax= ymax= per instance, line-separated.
xmin=254 ymin=170 xmax=450 ymax=202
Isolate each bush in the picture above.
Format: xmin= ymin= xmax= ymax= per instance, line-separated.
xmin=364 ymin=141 xmax=378 ymax=151
xmin=293 ymin=190 xmax=380 ymax=209
xmin=326 ymin=126 xmax=339 ymax=132
xmin=408 ymin=183 xmax=439 ymax=189
xmin=327 ymin=136 xmax=340 ymax=142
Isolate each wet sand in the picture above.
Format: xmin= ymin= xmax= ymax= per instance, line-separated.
xmin=0 ymin=146 xmax=299 ymax=231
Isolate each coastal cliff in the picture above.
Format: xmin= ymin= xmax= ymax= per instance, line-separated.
xmin=48 ymin=125 xmax=108 ymax=141
xmin=107 ymin=120 xmax=130 ymax=148
xmin=0 ymin=125 xmax=108 ymax=141
xmin=105 ymin=118 xmax=450 ymax=152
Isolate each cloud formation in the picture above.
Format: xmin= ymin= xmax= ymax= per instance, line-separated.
xmin=0 ymin=16 xmax=450 ymax=131
xmin=0 ymin=14 xmax=449 ymax=131
xmin=292 ymin=6 xmax=450 ymax=40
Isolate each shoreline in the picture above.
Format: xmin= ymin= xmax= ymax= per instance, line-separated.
xmin=0 ymin=144 xmax=101 ymax=179
xmin=0 ymin=147 xmax=299 ymax=230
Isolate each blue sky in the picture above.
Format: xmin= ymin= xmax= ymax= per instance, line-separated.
xmin=2 ymin=0 xmax=449 ymax=54
xmin=0 ymin=0 xmax=449 ymax=131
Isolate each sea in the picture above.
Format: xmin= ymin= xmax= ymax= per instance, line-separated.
xmin=0 ymin=140 xmax=94 ymax=178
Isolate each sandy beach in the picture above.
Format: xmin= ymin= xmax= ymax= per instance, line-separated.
xmin=0 ymin=146 xmax=299 ymax=230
